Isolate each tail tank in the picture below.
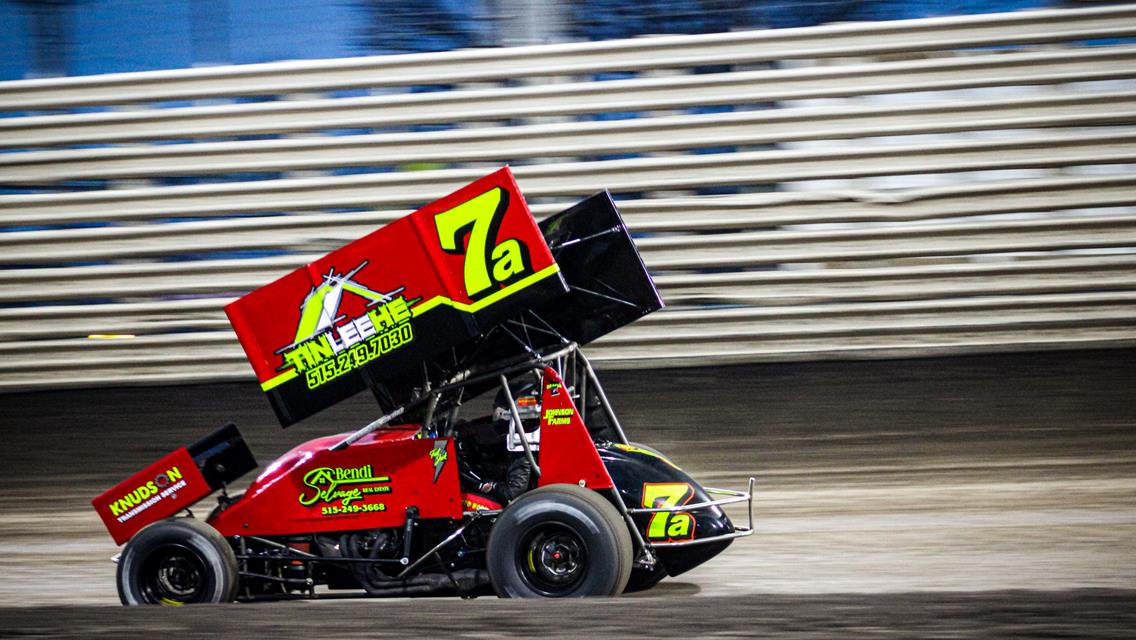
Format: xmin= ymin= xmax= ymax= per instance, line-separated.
xmin=597 ymin=442 xmax=735 ymax=576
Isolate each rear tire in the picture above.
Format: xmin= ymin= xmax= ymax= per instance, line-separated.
xmin=117 ymin=518 xmax=238 ymax=606
xmin=487 ymin=484 xmax=632 ymax=598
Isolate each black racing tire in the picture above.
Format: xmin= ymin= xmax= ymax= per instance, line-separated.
xmin=117 ymin=518 xmax=239 ymax=606
xmin=624 ymin=563 xmax=667 ymax=593
xmin=487 ymin=484 xmax=632 ymax=598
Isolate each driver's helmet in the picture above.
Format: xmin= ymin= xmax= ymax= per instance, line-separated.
xmin=492 ymin=381 xmax=541 ymax=451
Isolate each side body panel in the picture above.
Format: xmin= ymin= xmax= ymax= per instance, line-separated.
xmin=536 ymin=367 xmax=615 ymax=490
xmin=210 ymin=427 xmax=462 ymax=537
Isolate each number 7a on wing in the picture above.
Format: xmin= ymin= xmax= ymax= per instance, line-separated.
xmin=226 ymin=167 xmax=568 ymax=427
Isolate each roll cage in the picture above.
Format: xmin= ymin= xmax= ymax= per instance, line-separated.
xmin=332 ymin=342 xmax=755 ymax=569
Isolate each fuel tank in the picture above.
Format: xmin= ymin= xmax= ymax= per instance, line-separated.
xmin=598 ymin=442 xmax=735 ymax=576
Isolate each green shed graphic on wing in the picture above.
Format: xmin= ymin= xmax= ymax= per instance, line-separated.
xmin=292 ymin=260 xmax=405 ymax=344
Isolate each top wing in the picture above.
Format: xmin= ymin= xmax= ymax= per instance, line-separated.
xmin=225 ymin=168 xmax=567 ymax=427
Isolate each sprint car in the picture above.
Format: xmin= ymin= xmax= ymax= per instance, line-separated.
xmin=92 ymin=168 xmax=754 ymax=604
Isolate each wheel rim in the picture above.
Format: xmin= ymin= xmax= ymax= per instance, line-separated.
xmin=517 ymin=523 xmax=588 ymax=596
xmin=138 ymin=543 xmax=208 ymax=605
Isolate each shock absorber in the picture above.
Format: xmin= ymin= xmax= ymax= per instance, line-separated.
xmin=402 ymin=506 xmax=418 ymax=566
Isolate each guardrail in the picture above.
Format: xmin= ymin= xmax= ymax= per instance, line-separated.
xmin=1 ymin=4 xmax=1134 ymax=391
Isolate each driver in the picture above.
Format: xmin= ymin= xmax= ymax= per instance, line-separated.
xmin=474 ymin=383 xmax=540 ymax=504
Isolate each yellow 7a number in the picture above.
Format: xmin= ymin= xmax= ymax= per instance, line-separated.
xmin=435 ymin=187 xmax=530 ymax=299
xmin=642 ymin=482 xmax=695 ymax=541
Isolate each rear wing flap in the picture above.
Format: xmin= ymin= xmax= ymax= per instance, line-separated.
xmin=92 ymin=424 xmax=256 ymax=545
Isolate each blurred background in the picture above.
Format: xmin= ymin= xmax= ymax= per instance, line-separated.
xmin=1 ymin=0 xmax=1134 ymax=387
xmin=0 ymin=0 xmax=1071 ymax=80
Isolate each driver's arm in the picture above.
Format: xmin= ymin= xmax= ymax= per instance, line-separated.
xmin=479 ymin=454 xmax=532 ymax=503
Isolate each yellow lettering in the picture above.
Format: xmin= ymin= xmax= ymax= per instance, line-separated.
xmin=308 ymin=335 xmax=334 ymax=363
xmin=642 ymin=483 xmax=694 ymax=541
xmin=435 ymin=188 xmax=503 ymax=298
xmin=283 ymin=349 xmax=306 ymax=372
xmin=368 ymin=305 xmax=395 ymax=330
xmin=491 ymin=238 xmax=527 ymax=283
xmin=389 ymin=297 xmax=411 ymax=324
xmin=667 ymin=513 xmax=693 ymax=539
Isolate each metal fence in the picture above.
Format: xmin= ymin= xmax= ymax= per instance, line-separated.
xmin=1 ymin=4 xmax=1134 ymax=391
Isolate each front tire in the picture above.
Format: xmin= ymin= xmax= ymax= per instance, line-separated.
xmin=487 ymin=484 xmax=632 ymax=598
xmin=117 ymin=518 xmax=238 ymax=606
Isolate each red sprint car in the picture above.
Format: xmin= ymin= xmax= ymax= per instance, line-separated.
xmin=92 ymin=168 xmax=754 ymax=603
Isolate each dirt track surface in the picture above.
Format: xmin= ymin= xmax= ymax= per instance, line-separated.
xmin=2 ymin=590 xmax=1135 ymax=639
xmin=0 ymin=348 xmax=1133 ymax=637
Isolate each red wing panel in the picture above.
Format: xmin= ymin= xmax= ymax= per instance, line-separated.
xmin=536 ymin=368 xmax=615 ymax=490
xmin=225 ymin=168 xmax=566 ymax=426
xmin=91 ymin=448 xmax=212 ymax=545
